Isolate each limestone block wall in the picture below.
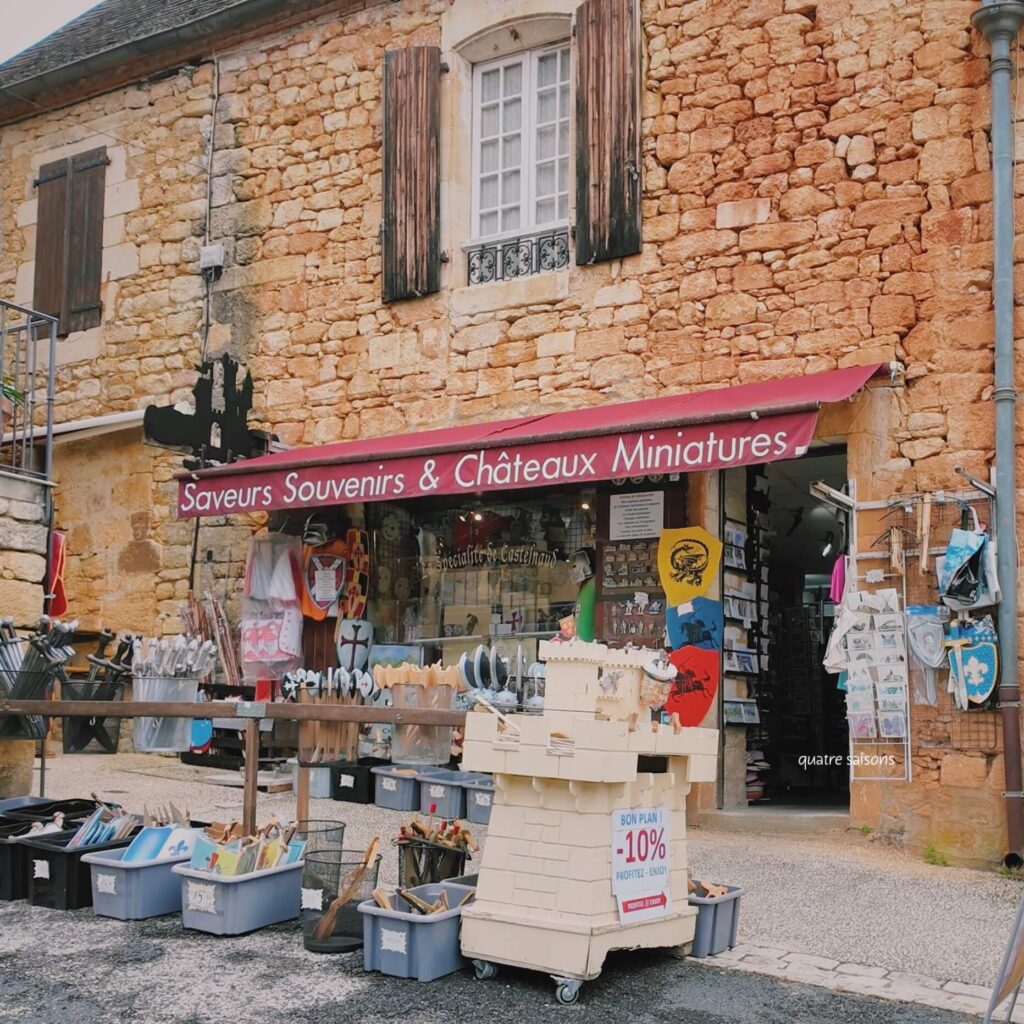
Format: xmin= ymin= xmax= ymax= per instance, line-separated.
xmin=0 ymin=475 xmax=47 ymax=627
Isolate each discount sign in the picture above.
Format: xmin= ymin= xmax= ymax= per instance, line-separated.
xmin=611 ymin=807 xmax=671 ymax=924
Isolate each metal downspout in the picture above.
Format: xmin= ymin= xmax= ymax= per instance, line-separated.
xmin=973 ymin=0 xmax=1024 ymax=868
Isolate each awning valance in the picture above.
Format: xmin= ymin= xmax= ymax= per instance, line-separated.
xmin=176 ymin=363 xmax=883 ymax=518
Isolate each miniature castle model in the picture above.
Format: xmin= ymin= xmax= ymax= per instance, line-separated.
xmin=460 ymin=640 xmax=718 ymax=995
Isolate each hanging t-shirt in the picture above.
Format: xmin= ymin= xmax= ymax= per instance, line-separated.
xmin=300 ymin=539 xmax=349 ymax=620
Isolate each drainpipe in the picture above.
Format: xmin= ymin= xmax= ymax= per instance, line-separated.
xmin=972 ymin=0 xmax=1024 ymax=869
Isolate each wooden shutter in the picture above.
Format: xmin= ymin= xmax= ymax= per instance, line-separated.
xmin=32 ymin=158 xmax=69 ymax=328
xmin=381 ymin=46 xmax=441 ymax=302
xmin=64 ymin=148 xmax=107 ymax=334
xmin=574 ymin=0 xmax=642 ymax=265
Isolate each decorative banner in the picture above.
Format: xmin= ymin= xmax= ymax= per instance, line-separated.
xmin=658 ymin=527 xmax=723 ymax=606
xmin=666 ymin=597 xmax=723 ymax=651
xmin=177 ymin=411 xmax=818 ymax=517
xmin=664 ymin=645 xmax=720 ymax=727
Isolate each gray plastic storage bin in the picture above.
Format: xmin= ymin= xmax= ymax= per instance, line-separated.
xmin=462 ymin=775 xmax=495 ymax=825
xmin=418 ymin=769 xmax=472 ymax=819
xmin=172 ymin=859 xmax=303 ymax=935
xmin=372 ymin=766 xmax=440 ymax=812
xmin=83 ymin=847 xmax=190 ymax=920
xmin=439 ymin=874 xmax=476 ymax=907
xmin=359 ymin=883 xmax=467 ymax=982
xmin=688 ymin=885 xmax=742 ymax=957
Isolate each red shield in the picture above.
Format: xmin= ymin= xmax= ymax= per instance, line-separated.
xmin=304 ymin=553 xmax=346 ymax=613
xmin=663 ymin=646 xmax=720 ymax=727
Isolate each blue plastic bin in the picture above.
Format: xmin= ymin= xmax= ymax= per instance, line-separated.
xmin=359 ymin=883 xmax=467 ymax=981
xmin=372 ymin=766 xmax=442 ymax=811
xmin=688 ymin=885 xmax=743 ymax=957
xmin=172 ymin=859 xmax=303 ymax=935
xmin=83 ymin=846 xmax=192 ymax=920
xmin=0 ymin=796 xmax=48 ymax=814
xmin=419 ymin=769 xmax=472 ymax=819
xmin=462 ymin=775 xmax=495 ymax=825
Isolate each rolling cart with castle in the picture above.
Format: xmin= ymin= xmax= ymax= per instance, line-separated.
xmin=460 ymin=639 xmax=718 ymax=1004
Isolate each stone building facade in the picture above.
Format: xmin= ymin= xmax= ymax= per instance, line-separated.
xmin=0 ymin=0 xmax=1016 ymax=865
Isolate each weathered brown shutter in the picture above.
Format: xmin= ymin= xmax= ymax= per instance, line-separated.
xmin=381 ymin=46 xmax=441 ymax=302
xmin=32 ymin=158 xmax=69 ymax=328
xmin=574 ymin=0 xmax=642 ymax=265
xmin=64 ymin=147 xmax=107 ymax=334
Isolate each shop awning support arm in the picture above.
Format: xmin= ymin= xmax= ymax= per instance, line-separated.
xmin=973 ymin=0 xmax=1024 ymax=868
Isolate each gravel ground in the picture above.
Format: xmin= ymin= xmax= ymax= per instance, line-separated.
xmin=2 ymin=751 xmax=1019 ymax=1011
xmin=0 ymin=904 xmax=969 ymax=1024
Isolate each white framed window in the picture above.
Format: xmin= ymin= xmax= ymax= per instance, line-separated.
xmin=471 ymin=42 xmax=571 ymax=242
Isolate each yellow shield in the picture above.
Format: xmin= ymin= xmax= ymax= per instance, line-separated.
xmin=658 ymin=527 xmax=723 ymax=605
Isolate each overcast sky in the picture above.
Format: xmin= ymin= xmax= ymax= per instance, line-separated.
xmin=0 ymin=0 xmax=104 ymax=65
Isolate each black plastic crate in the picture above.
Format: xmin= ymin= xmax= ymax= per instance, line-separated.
xmin=330 ymin=758 xmax=388 ymax=804
xmin=23 ymin=830 xmax=140 ymax=910
xmin=0 ymin=823 xmax=77 ymax=901
xmin=4 ymin=799 xmax=102 ymax=824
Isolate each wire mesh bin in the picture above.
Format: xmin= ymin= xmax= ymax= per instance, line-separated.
xmin=397 ymin=839 xmax=469 ymax=888
xmin=294 ymin=820 xmax=347 ymax=858
xmin=0 ymin=670 xmax=54 ymax=739
xmin=301 ymin=849 xmax=382 ymax=953
xmin=61 ymin=679 xmax=125 ymax=754
xmin=132 ymin=677 xmax=199 ymax=752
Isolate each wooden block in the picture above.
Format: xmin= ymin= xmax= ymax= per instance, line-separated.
xmin=574 ymin=716 xmax=629 ymax=750
xmin=687 ymin=754 xmax=718 ymax=783
xmin=464 ymin=712 xmax=499 ymax=743
xmin=558 ymin=749 xmax=636 ymax=783
xmin=461 ymin=740 xmax=507 ymax=774
xmin=514 ymin=715 xmax=552 ymax=746
xmin=475 ymin=868 xmax=515 ymax=904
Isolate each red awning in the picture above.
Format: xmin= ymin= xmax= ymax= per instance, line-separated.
xmin=177 ymin=363 xmax=883 ymax=518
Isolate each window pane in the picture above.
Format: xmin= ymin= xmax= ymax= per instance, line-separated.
xmin=480 ymin=210 xmax=499 ymax=236
xmin=538 ymin=89 xmax=557 ymax=125
xmin=502 ymin=134 xmax=521 ymax=170
xmin=502 ymin=206 xmax=521 ymax=231
xmin=558 ymin=121 xmax=569 ymax=155
xmin=536 ymin=198 xmax=555 ymax=224
xmin=502 ymin=170 xmax=521 ymax=203
xmin=482 ymin=104 xmax=499 ymax=137
xmin=560 ymin=48 xmax=569 ymax=80
xmin=482 ymin=69 xmax=500 ymax=103
xmin=559 ymin=83 xmax=569 ymax=119
xmin=557 ymin=157 xmax=568 ymax=192
xmin=503 ymin=62 xmax=522 ymax=97
xmin=481 ymin=174 xmax=499 ymax=209
xmin=538 ymin=52 xmax=557 ymax=88
xmin=503 ymin=98 xmax=521 ymax=132
xmin=481 ymin=140 xmax=499 ymax=174
xmin=537 ymin=125 xmax=555 ymax=161
xmin=536 ymin=161 xmax=555 ymax=197
xmin=558 ymin=195 xmax=568 ymax=219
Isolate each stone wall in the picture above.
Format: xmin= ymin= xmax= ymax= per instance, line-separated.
xmin=0 ymin=475 xmax=48 ymax=628
xmin=0 ymin=0 xmax=1018 ymax=864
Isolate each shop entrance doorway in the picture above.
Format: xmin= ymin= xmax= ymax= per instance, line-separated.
xmin=721 ymin=450 xmax=850 ymax=811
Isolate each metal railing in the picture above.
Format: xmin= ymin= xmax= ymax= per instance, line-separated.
xmin=466 ymin=227 xmax=571 ymax=286
xmin=0 ymin=300 xmax=57 ymax=481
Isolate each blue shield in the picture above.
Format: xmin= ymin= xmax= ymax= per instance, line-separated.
xmin=667 ymin=597 xmax=723 ymax=651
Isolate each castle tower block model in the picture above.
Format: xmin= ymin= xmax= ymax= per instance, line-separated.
xmin=460 ymin=640 xmax=718 ymax=1001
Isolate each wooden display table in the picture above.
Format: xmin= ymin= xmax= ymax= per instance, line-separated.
xmin=460 ymin=640 xmax=717 ymax=1004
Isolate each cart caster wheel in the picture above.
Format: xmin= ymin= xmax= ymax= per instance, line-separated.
xmin=473 ymin=959 xmax=498 ymax=981
xmin=554 ymin=979 xmax=581 ymax=1006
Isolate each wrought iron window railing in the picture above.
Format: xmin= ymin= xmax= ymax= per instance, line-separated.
xmin=0 ymin=300 xmax=57 ymax=482
xmin=466 ymin=228 xmax=570 ymax=286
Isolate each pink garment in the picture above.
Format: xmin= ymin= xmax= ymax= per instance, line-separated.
xmin=829 ymin=555 xmax=847 ymax=604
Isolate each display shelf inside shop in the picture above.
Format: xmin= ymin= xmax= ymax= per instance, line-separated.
xmin=181 ymin=679 xmax=286 ymax=770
